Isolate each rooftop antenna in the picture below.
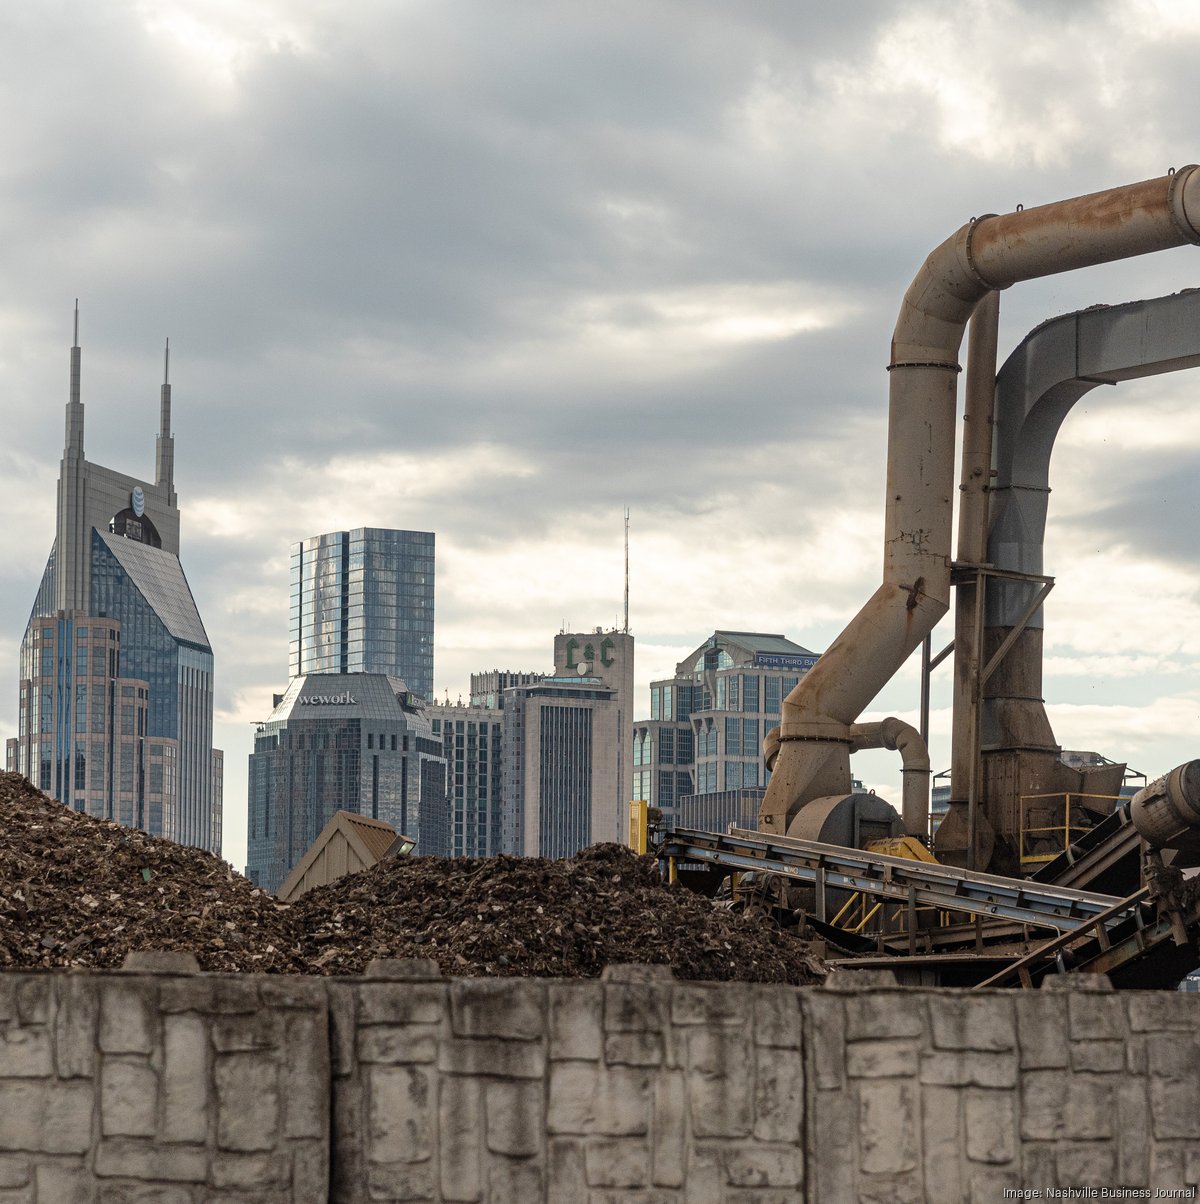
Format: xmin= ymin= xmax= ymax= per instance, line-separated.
xmin=623 ymin=506 xmax=630 ymax=634
xmin=67 ymin=299 xmax=83 ymax=441
xmin=69 ymin=299 xmax=81 ymax=408
xmin=156 ymin=336 xmax=175 ymax=497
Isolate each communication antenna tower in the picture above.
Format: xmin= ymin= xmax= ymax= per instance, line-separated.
xmin=623 ymin=506 xmax=630 ymax=634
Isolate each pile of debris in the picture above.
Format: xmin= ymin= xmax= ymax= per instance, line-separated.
xmin=296 ymin=843 xmax=827 ymax=982
xmin=0 ymin=773 xmax=826 ymax=984
xmin=0 ymin=772 xmax=295 ymax=974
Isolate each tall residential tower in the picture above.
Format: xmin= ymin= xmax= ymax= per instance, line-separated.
xmin=6 ymin=317 xmax=222 ymax=852
xmin=289 ymin=528 xmax=435 ymax=701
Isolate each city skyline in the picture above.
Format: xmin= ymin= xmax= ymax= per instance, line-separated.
xmin=3 ymin=4 xmax=1200 ymax=872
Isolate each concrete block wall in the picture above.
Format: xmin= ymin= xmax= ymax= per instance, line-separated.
xmin=0 ymin=963 xmax=328 ymax=1202
xmin=328 ymin=962 xmax=806 ymax=1202
xmin=2 ymin=958 xmax=1200 ymax=1201
xmin=809 ymin=971 xmax=1200 ymax=1202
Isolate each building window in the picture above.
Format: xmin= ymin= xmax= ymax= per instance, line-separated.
xmin=724 ymin=718 xmax=740 ymax=756
xmin=677 ymin=729 xmax=693 ymax=764
xmin=658 ymin=770 xmax=676 ymax=809
xmin=743 ymin=718 xmax=758 ymax=755
xmin=658 ymin=728 xmax=674 ymax=765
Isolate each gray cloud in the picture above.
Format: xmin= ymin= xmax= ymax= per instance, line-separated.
xmin=4 ymin=1 xmax=1200 ymax=865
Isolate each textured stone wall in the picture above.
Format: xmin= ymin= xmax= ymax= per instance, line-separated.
xmin=2 ymin=959 xmax=1200 ymax=1201
xmin=809 ymin=971 xmax=1200 ymax=1202
xmin=0 ymin=960 xmax=328 ymax=1202
xmin=328 ymin=961 xmax=805 ymax=1201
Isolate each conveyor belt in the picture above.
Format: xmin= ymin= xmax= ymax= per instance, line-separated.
xmin=659 ymin=826 xmax=1138 ymax=934
xmin=1029 ymin=803 xmax=1142 ymax=895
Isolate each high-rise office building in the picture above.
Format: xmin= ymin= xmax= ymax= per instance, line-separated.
xmin=632 ymin=631 xmax=819 ymax=834
xmin=429 ymin=628 xmax=632 ymax=859
xmin=553 ymin=628 xmax=635 ymax=813
xmin=429 ymin=694 xmax=506 ymax=859
xmin=502 ymin=673 xmax=622 ymax=857
xmin=6 ymin=319 xmax=222 ymax=852
xmin=289 ymin=528 xmax=434 ymax=701
xmin=245 ymin=673 xmax=449 ymax=892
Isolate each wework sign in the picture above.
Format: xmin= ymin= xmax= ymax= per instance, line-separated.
xmin=299 ymin=692 xmax=356 ymax=706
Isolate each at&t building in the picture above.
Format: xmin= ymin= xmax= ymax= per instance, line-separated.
xmin=6 ymin=320 xmax=222 ymax=851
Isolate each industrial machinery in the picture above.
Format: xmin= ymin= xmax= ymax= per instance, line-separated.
xmin=652 ymin=166 xmax=1200 ymax=987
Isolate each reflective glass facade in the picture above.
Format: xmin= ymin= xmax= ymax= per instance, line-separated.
xmin=9 ymin=538 xmax=217 ymax=851
xmin=6 ymin=613 xmax=179 ymax=837
xmin=246 ymin=673 xmax=449 ymax=893
xmin=289 ymin=528 xmax=435 ymax=701
xmin=90 ymin=531 xmax=216 ymax=850
xmin=632 ymin=631 xmax=819 ymax=830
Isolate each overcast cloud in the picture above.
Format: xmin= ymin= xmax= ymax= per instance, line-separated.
xmin=4 ymin=0 xmax=1200 ymax=868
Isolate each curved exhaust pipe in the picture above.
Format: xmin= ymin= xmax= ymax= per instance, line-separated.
xmin=760 ymin=167 xmax=1200 ymax=837
xmin=848 ymin=718 xmax=931 ymax=839
xmin=764 ymin=714 xmax=932 ymax=838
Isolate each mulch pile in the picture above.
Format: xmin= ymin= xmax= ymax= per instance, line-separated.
xmin=0 ymin=772 xmax=293 ymax=975
xmin=0 ymin=772 xmax=826 ymax=984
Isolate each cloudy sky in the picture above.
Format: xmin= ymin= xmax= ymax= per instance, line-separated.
xmin=3 ymin=0 xmax=1200 ymax=869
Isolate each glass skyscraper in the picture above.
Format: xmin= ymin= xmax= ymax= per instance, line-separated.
xmin=289 ymin=528 xmax=435 ymax=701
xmin=245 ymin=673 xmax=449 ymax=891
xmin=6 ymin=320 xmax=222 ymax=852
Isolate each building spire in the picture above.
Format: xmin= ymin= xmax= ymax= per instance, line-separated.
xmin=66 ymin=300 xmax=83 ymax=453
xmin=58 ymin=300 xmax=87 ymax=612
xmin=156 ymin=337 xmax=175 ymax=498
xmin=623 ymin=506 xmax=630 ymax=634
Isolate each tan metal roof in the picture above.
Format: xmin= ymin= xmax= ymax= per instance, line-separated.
xmin=276 ymin=810 xmax=414 ymax=901
xmin=342 ymin=812 xmax=402 ymax=864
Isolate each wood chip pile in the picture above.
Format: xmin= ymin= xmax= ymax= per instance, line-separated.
xmin=0 ymin=772 xmax=826 ymax=984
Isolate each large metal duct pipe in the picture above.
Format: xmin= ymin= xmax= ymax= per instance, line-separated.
xmin=848 ymin=718 xmax=931 ymax=839
xmin=759 ymin=167 xmax=1200 ymax=838
xmin=1130 ymin=761 xmax=1200 ymax=852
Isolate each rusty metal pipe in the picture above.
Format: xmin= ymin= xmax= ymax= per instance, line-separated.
xmin=848 ymin=718 xmax=931 ymax=839
xmin=950 ymin=289 xmax=1001 ymax=867
xmin=760 ymin=166 xmax=1200 ymax=837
